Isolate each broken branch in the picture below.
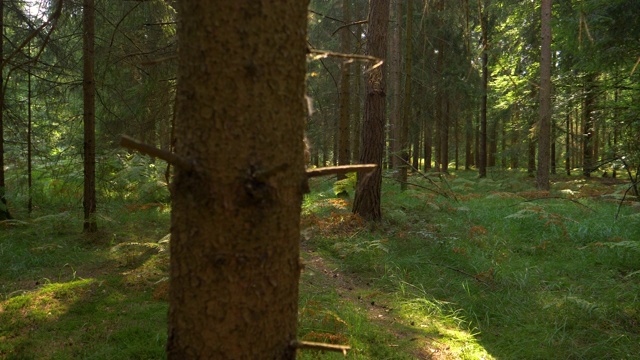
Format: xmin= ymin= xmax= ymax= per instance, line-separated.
xmin=290 ymin=340 xmax=351 ymax=355
xmin=120 ymin=135 xmax=192 ymax=171
xmin=306 ymin=164 xmax=376 ymax=178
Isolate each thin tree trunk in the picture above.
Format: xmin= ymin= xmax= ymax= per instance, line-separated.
xmin=536 ymin=0 xmax=552 ymax=190
xmin=583 ymin=74 xmax=596 ymax=177
xmin=28 ymin=42 xmax=32 ymax=215
xmin=400 ymin=0 xmax=412 ymax=190
xmin=353 ymin=0 xmax=389 ymax=222
xmin=337 ymin=0 xmax=352 ymax=180
xmin=83 ymin=0 xmax=97 ymax=233
xmin=478 ymin=1 xmax=489 ymax=178
xmin=388 ymin=0 xmax=401 ymax=170
xmin=564 ymin=112 xmax=572 ymax=176
xmin=0 ymin=0 xmax=9 ymax=221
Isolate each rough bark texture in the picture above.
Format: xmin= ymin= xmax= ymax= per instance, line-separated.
xmin=353 ymin=0 xmax=389 ymax=222
xmin=82 ymin=0 xmax=97 ymax=232
xmin=536 ymin=0 xmax=552 ymax=190
xmin=167 ymin=1 xmax=309 ymax=359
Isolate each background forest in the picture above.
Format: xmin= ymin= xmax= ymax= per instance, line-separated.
xmin=0 ymin=0 xmax=639 ymax=359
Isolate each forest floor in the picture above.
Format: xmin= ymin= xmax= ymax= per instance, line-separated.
xmin=1 ymin=169 xmax=639 ymax=359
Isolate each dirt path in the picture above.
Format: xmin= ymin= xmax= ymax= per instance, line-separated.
xmin=301 ymin=245 xmax=454 ymax=359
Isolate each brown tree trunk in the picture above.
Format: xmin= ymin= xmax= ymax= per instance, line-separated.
xmin=565 ymin=112 xmax=571 ymax=175
xmin=0 ymin=0 xmax=9 ymax=221
xmin=399 ymin=0 xmax=412 ymax=189
xmin=440 ymin=97 xmax=449 ymax=173
xmin=337 ymin=0 xmax=352 ymax=180
xmin=353 ymin=0 xmax=389 ymax=222
xmin=83 ymin=0 xmax=97 ymax=233
xmin=583 ymin=74 xmax=596 ymax=177
xmin=167 ymin=1 xmax=308 ymax=358
xmin=478 ymin=2 xmax=489 ymax=178
xmin=388 ymin=0 xmax=401 ymax=170
xmin=536 ymin=0 xmax=552 ymax=190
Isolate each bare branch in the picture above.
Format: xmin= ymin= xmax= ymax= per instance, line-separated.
xmin=306 ymin=164 xmax=376 ymax=178
xmin=120 ymin=135 xmax=193 ymax=171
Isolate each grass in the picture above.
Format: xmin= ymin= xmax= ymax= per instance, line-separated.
xmin=1 ymin=169 xmax=639 ymax=359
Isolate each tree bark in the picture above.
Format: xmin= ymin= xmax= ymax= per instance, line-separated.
xmin=337 ymin=0 xmax=352 ymax=180
xmin=167 ymin=1 xmax=308 ymax=358
xmin=478 ymin=1 xmax=489 ymax=178
xmin=388 ymin=0 xmax=401 ymax=170
xmin=583 ymin=74 xmax=596 ymax=177
xmin=353 ymin=0 xmax=389 ymax=222
xmin=0 ymin=0 xmax=9 ymax=221
xmin=536 ymin=0 xmax=552 ymax=190
xmin=399 ymin=0 xmax=412 ymax=189
xmin=83 ymin=0 xmax=97 ymax=233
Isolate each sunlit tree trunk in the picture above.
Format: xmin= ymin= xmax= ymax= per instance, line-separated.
xmin=536 ymin=0 xmax=552 ymax=190
xmin=353 ymin=0 xmax=389 ymax=222
xmin=83 ymin=0 xmax=97 ymax=232
xmin=168 ymin=1 xmax=308 ymax=358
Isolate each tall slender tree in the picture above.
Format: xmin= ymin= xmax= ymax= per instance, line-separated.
xmin=337 ymin=0 xmax=352 ymax=180
xmin=399 ymin=0 xmax=413 ymax=188
xmin=167 ymin=1 xmax=309 ymax=358
xmin=536 ymin=0 xmax=552 ymax=190
xmin=0 ymin=0 xmax=8 ymax=221
xmin=353 ymin=0 xmax=390 ymax=221
xmin=83 ymin=0 xmax=97 ymax=232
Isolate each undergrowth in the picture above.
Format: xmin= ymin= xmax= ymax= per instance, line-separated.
xmin=1 ymin=168 xmax=639 ymax=359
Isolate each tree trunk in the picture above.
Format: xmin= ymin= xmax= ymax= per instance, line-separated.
xmin=167 ymin=1 xmax=308 ymax=358
xmin=536 ymin=0 xmax=552 ymax=190
xmin=478 ymin=2 xmax=489 ymax=178
xmin=440 ymin=96 xmax=449 ymax=173
xmin=337 ymin=0 xmax=352 ymax=180
xmin=388 ymin=0 xmax=401 ymax=170
xmin=0 ymin=0 xmax=9 ymax=221
xmin=583 ymin=74 xmax=596 ymax=177
xmin=564 ymin=112 xmax=572 ymax=176
xmin=399 ymin=0 xmax=412 ymax=189
xmin=353 ymin=0 xmax=389 ymax=222
xmin=83 ymin=0 xmax=97 ymax=233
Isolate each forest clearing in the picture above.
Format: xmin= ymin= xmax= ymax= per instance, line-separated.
xmin=1 ymin=171 xmax=639 ymax=359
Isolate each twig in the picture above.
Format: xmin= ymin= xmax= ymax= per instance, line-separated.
xmin=331 ymin=20 xmax=368 ymax=36
xmin=391 ymin=154 xmax=455 ymax=200
xmin=306 ymin=164 xmax=376 ymax=178
xmin=120 ymin=135 xmax=193 ymax=171
xmin=290 ymin=340 xmax=351 ymax=355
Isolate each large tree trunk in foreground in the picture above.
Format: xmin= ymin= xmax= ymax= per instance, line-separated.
xmin=167 ymin=1 xmax=309 ymax=359
xmin=353 ymin=0 xmax=390 ymax=222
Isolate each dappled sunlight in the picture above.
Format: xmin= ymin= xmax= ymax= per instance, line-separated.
xmin=397 ymin=297 xmax=494 ymax=359
xmin=0 ymin=278 xmax=96 ymax=332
